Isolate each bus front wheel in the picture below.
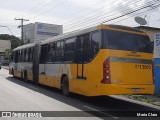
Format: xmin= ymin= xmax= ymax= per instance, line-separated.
xmin=61 ymin=76 xmax=69 ymax=96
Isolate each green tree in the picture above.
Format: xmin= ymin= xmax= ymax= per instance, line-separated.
xmin=0 ymin=34 xmax=22 ymax=49
xmin=4 ymin=49 xmax=12 ymax=59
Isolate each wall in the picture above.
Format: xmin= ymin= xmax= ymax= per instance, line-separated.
xmin=0 ymin=40 xmax=11 ymax=62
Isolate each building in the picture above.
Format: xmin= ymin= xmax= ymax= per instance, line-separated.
xmin=23 ymin=22 xmax=63 ymax=44
xmin=136 ymin=26 xmax=160 ymax=42
xmin=0 ymin=40 xmax=11 ymax=62
xmin=135 ymin=26 xmax=160 ymax=51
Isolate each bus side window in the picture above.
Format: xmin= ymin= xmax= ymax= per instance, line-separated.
xmin=23 ymin=49 xmax=26 ymax=62
xmin=32 ymin=48 xmax=34 ymax=62
xmin=10 ymin=53 xmax=13 ymax=62
xmin=90 ymin=31 xmax=101 ymax=59
xmin=47 ymin=42 xmax=55 ymax=63
xmin=20 ymin=50 xmax=23 ymax=62
xmin=22 ymin=50 xmax=25 ymax=62
xmin=40 ymin=44 xmax=48 ymax=64
xmin=55 ymin=41 xmax=64 ymax=62
xmin=30 ymin=48 xmax=33 ymax=62
xmin=15 ymin=51 xmax=18 ymax=63
xmin=17 ymin=50 xmax=19 ymax=62
xmin=12 ymin=52 xmax=14 ymax=62
xmin=64 ymin=37 xmax=75 ymax=62
xmin=28 ymin=48 xmax=31 ymax=62
xmin=26 ymin=49 xmax=29 ymax=62
xmin=76 ymin=33 xmax=90 ymax=63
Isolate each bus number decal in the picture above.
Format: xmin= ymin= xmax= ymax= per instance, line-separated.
xmin=135 ymin=64 xmax=151 ymax=69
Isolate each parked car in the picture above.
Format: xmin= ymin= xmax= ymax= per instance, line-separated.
xmin=2 ymin=60 xmax=10 ymax=66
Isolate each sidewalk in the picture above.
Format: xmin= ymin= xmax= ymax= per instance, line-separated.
xmin=126 ymin=95 xmax=160 ymax=106
xmin=111 ymin=95 xmax=160 ymax=110
xmin=1 ymin=66 xmax=9 ymax=70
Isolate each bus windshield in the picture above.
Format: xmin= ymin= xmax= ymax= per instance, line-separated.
xmin=102 ymin=30 xmax=152 ymax=53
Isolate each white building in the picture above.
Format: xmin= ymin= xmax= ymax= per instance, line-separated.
xmin=135 ymin=26 xmax=160 ymax=52
xmin=23 ymin=22 xmax=63 ymax=44
xmin=0 ymin=40 xmax=11 ymax=62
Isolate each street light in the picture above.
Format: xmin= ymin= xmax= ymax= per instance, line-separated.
xmin=0 ymin=25 xmax=13 ymax=35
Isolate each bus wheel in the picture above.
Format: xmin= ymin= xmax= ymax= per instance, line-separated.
xmin=24 ymin=71 xmax=28 ymax=82
xmin=61 ymin=76 xmax=69 ymax=96
xmin=12 ymin=69 xmax=15 ymax=77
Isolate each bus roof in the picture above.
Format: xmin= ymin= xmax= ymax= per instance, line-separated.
xmin=40 ymin=24 xmax=147 ymax=45
xmin=13 ymin=42 xmax=35 ymax=51
xmin=13 ymin=24 xmax=148 ymax=50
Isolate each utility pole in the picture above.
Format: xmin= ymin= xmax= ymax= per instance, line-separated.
xmin=15 ymin=18 xmax=29 ymax=43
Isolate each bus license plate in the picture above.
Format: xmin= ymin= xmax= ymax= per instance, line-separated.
xmin=132 ymin=88 xmax=140 ymax=92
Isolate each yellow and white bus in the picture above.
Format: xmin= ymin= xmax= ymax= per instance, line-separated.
xmin=9 ymin=24 xmax=154 ymax=96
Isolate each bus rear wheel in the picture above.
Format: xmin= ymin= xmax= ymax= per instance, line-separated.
xmin=12 ymin=69 xmax=15 ymax=77
xmin=61 ymin=76 xmax=69 ymax=96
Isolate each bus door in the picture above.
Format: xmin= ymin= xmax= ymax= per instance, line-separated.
xmin=76 ymin=34 xmax=90 ymax=80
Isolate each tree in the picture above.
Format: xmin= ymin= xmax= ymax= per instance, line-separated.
xmin=0 ymin=34 xmax=22 ymax=49
xmin=4 ymin=49 xmax=12 ymax=59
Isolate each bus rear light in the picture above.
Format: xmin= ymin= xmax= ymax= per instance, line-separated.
xmin=101 ymin=58 xmax=111 ymax=84
xmin=106 ymin=75 xmax=110 ymax=79
xmin=105 ymin=69 xmax=110 ymax=74
xmin=104 ymin=64 xmax=109 ymax=68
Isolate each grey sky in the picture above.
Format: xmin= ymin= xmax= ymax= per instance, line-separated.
xmin=0 ymin=0 xmax=160 ymax=37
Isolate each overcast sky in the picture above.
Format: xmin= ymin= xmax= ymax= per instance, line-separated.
xmin=0 ymin=0 xmax=160 ymax=37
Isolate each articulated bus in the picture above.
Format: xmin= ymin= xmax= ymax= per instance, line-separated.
xmin=9 ymin=24 xmax=154 ymax=96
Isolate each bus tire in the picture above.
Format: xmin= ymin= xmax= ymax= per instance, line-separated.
xmin=24 ymin=71 xmax=28 ymax=82
xmin=12 ymin=69 xmax=15 ymax=77
xmin=61 ymin=76 xmax=69 ymax=96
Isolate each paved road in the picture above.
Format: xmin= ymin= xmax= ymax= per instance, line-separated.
xmin=0 ymin=68 xmax=159 ymax=120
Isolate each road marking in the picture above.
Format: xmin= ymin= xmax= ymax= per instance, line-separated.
xmin=83 ymin=105 xmax=118 ymax=119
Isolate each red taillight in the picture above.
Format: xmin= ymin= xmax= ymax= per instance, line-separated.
xmin=101 ymin=58 xmax=111 ymax=84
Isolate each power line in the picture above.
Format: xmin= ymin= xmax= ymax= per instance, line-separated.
xmin=50 ymin=0 xmax=108 ymax=24
xmin=62 ymin=0 xmax=120 ymax=27
xmin=64 ymin=1 xmax=160 ymax=33
xmin=63 ymin=0 xmax=144 ymax=31
xmin=0 ymin=25 xmax=13 ymax=35
xmin=5 ymin=0 xmax=53 ymax=26
xmin=28 ymin=0 xmax=68 ymax=20
xmin=65 ymin=0 xmax=159 ymax=31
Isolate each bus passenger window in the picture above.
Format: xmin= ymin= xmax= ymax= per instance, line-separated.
xmin=15 ymin=51 xmax=18 ymax=63
xmin=47 ymin=43 xmax=55 ymax=63
xmin=90 ymin=31 xmax=101 ymax=59
xmin=26 ymin=49 xmax=29 ymax=62
xmin=55 ymin=41 xmax=64 ymax=62
xmin=40 ymin=45 xmax=48 ymax=64
xmin=64 ymin=37 xmax=75 ymax=62
xmin=76 ymin=34 xmax=90 ymax=63
xmin=30 ymin=48 xmax=33 ymax=62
